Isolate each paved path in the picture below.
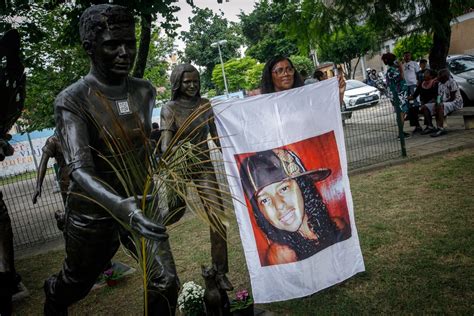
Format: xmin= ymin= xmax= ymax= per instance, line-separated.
xmin=403 ymin=115 xmax=474 ymax=157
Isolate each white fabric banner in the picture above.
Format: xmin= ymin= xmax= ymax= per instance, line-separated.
xmin=212 ymin=78 xmax=365 ymax=303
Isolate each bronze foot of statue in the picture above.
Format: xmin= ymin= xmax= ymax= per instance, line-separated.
xmin=43 ymin=278 xmax=68 ymax=316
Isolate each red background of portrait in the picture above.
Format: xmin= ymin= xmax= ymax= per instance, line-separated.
xmin=234 ymin=131 xmax=350 ymax=266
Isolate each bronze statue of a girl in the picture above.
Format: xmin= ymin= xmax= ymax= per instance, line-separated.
xmin=160 ymin=64 xmax=233 ymax=291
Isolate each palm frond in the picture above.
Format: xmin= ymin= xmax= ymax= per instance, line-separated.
xmin=78 ymin=93 xmax=238 ymax=313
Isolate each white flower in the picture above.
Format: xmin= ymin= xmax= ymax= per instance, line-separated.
xmin=177 ymin=281 xmax=205 ymax=313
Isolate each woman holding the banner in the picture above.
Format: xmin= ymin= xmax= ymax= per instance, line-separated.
xmin=239 ymin=149 xmax=351 ymax=266
xmin=260 ymin=56 xmax=304 ymax=93
xmin=260 ymin=56 xmax=346 ymax=103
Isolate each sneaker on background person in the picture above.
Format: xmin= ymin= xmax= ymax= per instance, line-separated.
xmin=430 ymin=128 xmax=447 ymax=137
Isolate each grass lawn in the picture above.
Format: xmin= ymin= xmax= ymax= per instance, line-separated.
xmin=12 ymin=148 xmax=474 ymax=314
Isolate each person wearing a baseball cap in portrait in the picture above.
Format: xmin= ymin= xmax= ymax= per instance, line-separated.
xmin=239 ymin=148 xmax=351 ymax=266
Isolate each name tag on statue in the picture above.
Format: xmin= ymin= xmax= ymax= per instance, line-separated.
xmin=116 ymin=100 xmax=131 ymax=115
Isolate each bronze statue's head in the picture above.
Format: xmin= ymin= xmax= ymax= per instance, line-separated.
xmin=79 ymin=4 xmax=136 ymax=79
xmin=170 ymin=63 xmax=201 ymax=101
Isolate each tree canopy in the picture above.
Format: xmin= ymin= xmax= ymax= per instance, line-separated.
xmin=244 ymin=63 xmax=265 ymax=91
xmin=2 ymin=3 xmax=173 ymax=132
xmin=211 ymin=57 xmax=262 ymax=93
xmin=142 ymin=28 xmax=175 ymax=103
xmin=180 ymin=7 xmax=241 ymax=90
xmin=317 ymin=25 xmax=378 ymax=79
xmin=393 ymin=34 xmax=433 ymax=60
xmin=239 ymin=0 xmax=298 ymax=63
xmin=10 ymin=4 xmax=89 ymax=132
xmin=289 ymin=55 xmax=314 ymax=78
xmin=1 ymin=0 xmax=186 ymax=79
xmin=279 ymin=0 xmax=474 ymax=70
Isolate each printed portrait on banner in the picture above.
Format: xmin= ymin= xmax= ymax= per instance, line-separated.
xmin=235 ymin=131 xmax=351 ymax=266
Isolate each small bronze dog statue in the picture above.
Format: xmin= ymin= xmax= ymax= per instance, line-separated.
xmin=202 ymin=265 xmax=231 ymax=316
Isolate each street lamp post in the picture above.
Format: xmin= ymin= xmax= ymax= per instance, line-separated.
xmin=309 ymin=45 xmax=319 ymax=68
xmin=211 ymin=39 xmax=229 ymax=97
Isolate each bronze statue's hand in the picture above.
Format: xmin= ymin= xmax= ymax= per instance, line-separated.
xmin=120 ymin=196 xmax=168 ymax=241
xmin=32 ymin=187 xmax=42 ymax=204
xmin=130 ymin=211 xmax=168 ymax=241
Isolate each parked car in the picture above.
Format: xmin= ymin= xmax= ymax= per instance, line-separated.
xmin=343 ymin=80 xmax=381 ymax=110
xmin=447 ymin=54 xmax=474 ymax=106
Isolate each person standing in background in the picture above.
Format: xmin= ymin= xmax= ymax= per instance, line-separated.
xmin=417 ymin=59 xmax=428 ymax=86
xmin=403 ymin=52 xmax=420 ymax=96
xmin=149 ymin=122 xmax=161 ymax=149
xmin=402 ymin=52 xmax=421 ymax=133
xmin=382 ymin=53 xmax=411 ymax=139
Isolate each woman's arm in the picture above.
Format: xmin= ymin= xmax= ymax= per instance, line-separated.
xmin=338 ymin=74 xmax=346 ymax=106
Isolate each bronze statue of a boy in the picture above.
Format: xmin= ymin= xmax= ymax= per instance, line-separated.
xmin=44 ymin=5 xmax=178 ymax=314
xmin=160 ymin=64 xmax=233 ymax=291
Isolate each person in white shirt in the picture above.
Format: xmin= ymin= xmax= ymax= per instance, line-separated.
xmin=402 ymin=51 xmax=421 ymax=133
xmin=403 ymin=52 xmax=420 ymax=99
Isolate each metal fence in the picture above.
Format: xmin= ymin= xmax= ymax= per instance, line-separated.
xmin=2 ymin=96 xmax=402 ymax=250
xmin=0 ymin=169 xmax=64 ymax=250
xmin=343 ymin=96 xmax=402 ymax=170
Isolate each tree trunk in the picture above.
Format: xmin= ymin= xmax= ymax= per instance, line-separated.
xmin=344 ymin=61 xmax=352 ymax=79
xmin=132 ymin=13 xmax=152 ymax=79
xmin=428 ymin=0 xmax=452 ymax=71
xmin=352 ymin=56 xmax=361 ymax=79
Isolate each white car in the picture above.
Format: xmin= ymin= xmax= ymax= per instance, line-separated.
xmin=343 ymin=80 xmax=381 ymax=110
xmin=447 ymin=55 xmax=474 ymax=106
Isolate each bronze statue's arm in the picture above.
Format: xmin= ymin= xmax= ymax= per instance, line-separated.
xmin=209 ymin=116 xmax=221 ymax=150
xmin=159 ymin=104 xmax=175 ymax=154
xmin=32 ymin=151 xmax=51 ymax=204
xmin=71 ymin=168 xmax=167 ymax=240
xmin=160 ymin=130 xmax=174 ymax=154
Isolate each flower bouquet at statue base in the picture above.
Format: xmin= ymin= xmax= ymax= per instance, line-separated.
xmin=230 ymin=289 xmax=254 ymax=316
xmin=92 ymin=261 xmax=136 ymax=290
xmin=101 ymin=268 xmax=123 ymax=287
xmin=178 ymin=281 xmax=206 ymax=316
